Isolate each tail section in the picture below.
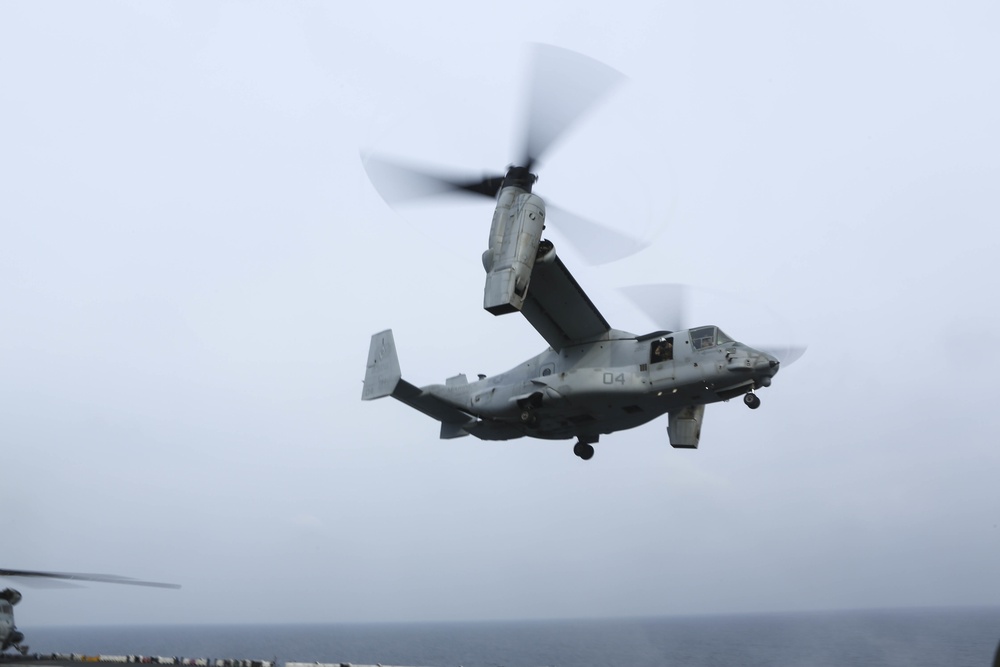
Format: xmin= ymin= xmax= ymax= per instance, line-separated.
xmin=362 ymin=329 xmax=402 ymax=400
xmin=362 ymin=329 xmax=478 ymax=437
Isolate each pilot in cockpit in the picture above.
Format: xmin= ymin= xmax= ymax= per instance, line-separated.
xmin=691 ymin=326 xmax=717 ymax=350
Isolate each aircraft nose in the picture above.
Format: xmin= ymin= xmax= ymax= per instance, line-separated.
xmin=750 ymin=353 xmax=779 ymax=387
xmin=756 ymin=352 xmax=780 ymax=376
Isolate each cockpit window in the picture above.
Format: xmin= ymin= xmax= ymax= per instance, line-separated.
xmin=690 ymin=326 xmax=717 ymax=350
xmin=717 ymin=329 xmax=734 ymax=345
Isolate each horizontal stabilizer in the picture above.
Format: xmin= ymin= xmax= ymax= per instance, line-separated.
xmin=391 ymin=380 xmax=477 ymax=427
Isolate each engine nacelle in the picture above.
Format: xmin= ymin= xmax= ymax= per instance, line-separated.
xmin=667 ymin=405 xmax=705 ymax=449
xmin=483 ymin=189 xmax=546 ymax=315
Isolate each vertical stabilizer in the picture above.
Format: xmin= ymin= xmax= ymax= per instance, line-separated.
xmin=362 ymin=329 xmax=402 ymax=400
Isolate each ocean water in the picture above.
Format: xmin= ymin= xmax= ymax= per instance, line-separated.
xmin=20 ymin=607 xmax=1000 ymax=667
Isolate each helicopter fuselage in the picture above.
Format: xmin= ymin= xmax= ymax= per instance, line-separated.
xmin=1 ymin=589 xmax=25 ymax=654
xmin=363 ymin=324 xmax=780 ymax=457
xmin=437 ymin=327 xmax=775 ymax=439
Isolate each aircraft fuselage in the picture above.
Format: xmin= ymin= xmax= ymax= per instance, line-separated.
xmin=420 ymin=326 xmax=779 ymax=443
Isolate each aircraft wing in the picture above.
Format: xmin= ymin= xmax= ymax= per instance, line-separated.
xmin=520 ymin=252 xmax=611 ymax=351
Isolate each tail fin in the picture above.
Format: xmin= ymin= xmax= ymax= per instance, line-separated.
xmin=362 ymin=329 xmax=402 ymax=400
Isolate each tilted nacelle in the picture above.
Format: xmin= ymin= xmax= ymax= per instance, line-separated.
xmin=482 ymin=184 xmax=546 ymax=315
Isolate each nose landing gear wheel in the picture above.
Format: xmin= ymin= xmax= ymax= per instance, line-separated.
xmin=743 ymin=392 xmax=761 ymax=409
xmin=573 ymin=441 xmax=595 ymax=460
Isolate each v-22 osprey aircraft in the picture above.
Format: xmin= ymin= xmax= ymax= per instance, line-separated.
xmin=362 ymin=264 xmax=782 ymax=460
xmin=361 ymin=45 xmax=795 ymax=460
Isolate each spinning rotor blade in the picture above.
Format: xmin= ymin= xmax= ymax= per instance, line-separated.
xmin=620 ymin=283 xmax=688 ymax=334
xmin=361 ymin=158 xmax=647 ymax=265
xmin=619 ymin=283 xmax=806 ymax=366
xmin=1 ymin=567 xmax=180 ymax=589
xmin=519 ymin=43 xmax=626 ymax=170
xmin=756 ymin=344 xmax=807 ymax=366
xmin=361 ymin=153 xmax=503 ymax=204
xmin=547 ymin=204 xmax=648 ymax=265
xmin=362 ymin=44 xmax=643 ymax=264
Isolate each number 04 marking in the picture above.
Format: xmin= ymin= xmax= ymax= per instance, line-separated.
xmin=603 ymin=372 xmax=625 ymax=385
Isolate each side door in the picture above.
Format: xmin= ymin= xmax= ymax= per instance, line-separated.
xmin=645 ymin=335 xmax=676 ymax=384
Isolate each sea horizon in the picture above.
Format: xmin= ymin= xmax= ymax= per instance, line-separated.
xmin=18 ymin=605 xmax=1000 ymax=667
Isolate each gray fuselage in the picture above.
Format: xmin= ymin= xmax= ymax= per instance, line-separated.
xmin=420 ymin=326 xmax=779 ymax=442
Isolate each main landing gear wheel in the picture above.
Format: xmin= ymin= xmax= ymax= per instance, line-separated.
xmin=744 ymin=392 xmax=761 ymax=410
xmin=573 ymin=441 xmax=595 ymax=460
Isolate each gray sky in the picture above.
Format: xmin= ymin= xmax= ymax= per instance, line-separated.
xmin=2 ymin=1 xmax=999 ymax=627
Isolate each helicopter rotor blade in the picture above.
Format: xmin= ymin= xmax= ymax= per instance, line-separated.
xmin=620 ymin=283 xmax=688 ymax=334
xmin=361 ymin=153 xmax=504 ymax=204
xmin=362 ymin=154 xmax=649 ymax=264
xmin=519 ymin=43 xmax=626 ymax=170
xmin=1 ymin=567 xmax=180 ymax=589
xmin=544 ymin=204 xmax=648 ymax=266
xmin=757 ymin=344 xmax=808 ymax=366
xmin=619 ymin=283 xmax=807 ymax=366
xmin=361 ymin=45 xmax=645 ymax=264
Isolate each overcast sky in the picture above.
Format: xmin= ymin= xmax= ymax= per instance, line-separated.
xmin=2 ymin=1 xmax=999 ymax=628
